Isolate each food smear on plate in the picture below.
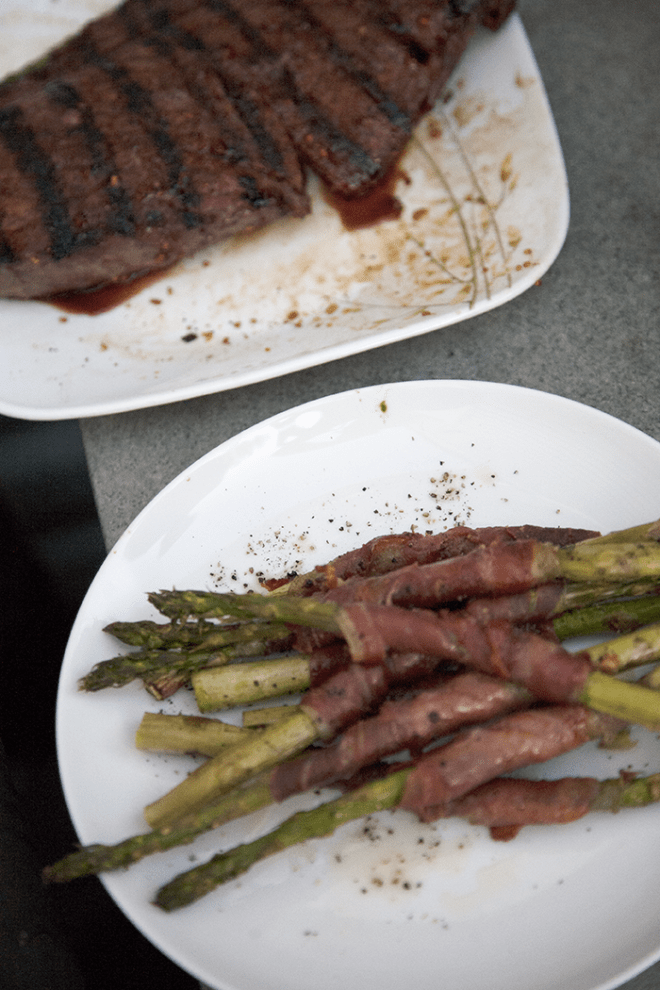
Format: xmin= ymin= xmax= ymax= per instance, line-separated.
xmin=0 ymin=0 xmax=516 ymax=301
xmin=44 ymin=517 xmax=660 ymax=912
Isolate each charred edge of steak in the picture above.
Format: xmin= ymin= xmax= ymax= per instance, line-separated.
xmin=368 ymin=10 xmax=433 ymax=67
xmin=0 ymin=104 xmax=91 ymax=261
xmin=76 ymin=34 xmax=205 ymax=231
xmin=44 ymin=79 xmax=136 ymax=237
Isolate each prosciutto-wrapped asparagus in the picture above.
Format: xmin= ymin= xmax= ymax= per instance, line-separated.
xmin=44 ymin=516 xmax=660 ymax=917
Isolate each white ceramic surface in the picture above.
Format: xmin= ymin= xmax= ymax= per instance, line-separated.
xmin=0 ymin=6 xmax=568 ymax=419
xmin=58 ymin=381 xmax=660 ymax=990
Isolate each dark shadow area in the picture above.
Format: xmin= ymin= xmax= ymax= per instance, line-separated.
xmin=0 ymin=415 xmax=200 ymax=989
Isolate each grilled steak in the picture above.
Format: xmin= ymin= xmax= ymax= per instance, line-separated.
xmin=0 ymin=0 xmax=309 ymax=298
xmin=0 ymin=0 xmax=515 ymax=300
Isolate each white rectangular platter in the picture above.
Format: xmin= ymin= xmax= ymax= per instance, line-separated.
xmin=0 ymin=5 xmax=568 ymax=419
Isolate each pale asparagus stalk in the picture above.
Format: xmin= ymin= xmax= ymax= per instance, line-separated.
xmin=135 ymin=712 xmax=253 ymax=757
xmin=192 ymin=655 xmax=311 ymax=712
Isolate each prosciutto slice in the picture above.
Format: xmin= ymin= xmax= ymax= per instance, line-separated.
xmin=400 ymin=705 xmax=624 ymax=821
xmin=270 ymin=671 xmax=531 ymax=800
xmin=432 ymin=775 xmax=601 ymax=839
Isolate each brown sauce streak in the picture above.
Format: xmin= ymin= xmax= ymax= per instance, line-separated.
xmin=46 ymin=268 xmax=173 ymax=316
xmin=322 ymin=168 xmax=408 ymax=231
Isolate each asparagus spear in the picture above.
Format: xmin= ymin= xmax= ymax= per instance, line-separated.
xmin=153 ymin=768 xmax=660 ymax=912
xmin=143 ymin=707 xmax=319 ymax=829
xmin=154 ymin=770 xmax=408 ymax=910
xmin=242 ymin=705 xmax=299 ymax=726
xmin=579 ymin=621 xmax=660 ymax=675
xmin=105 ymin=618 xmax=289 ymax=652
xmin=148 ymin=588 xmax=342 ymax=627
xmin=135 ymin=712 xmax=253 ymax=757
xmin=80 ymin=648 xmax=226 ymax=693
xmin=579 ymin=519 xmax=660 ymax=546
xmin=552 ymin=590 xmax=660 ymax=639
xmin=43 ymin=771 xmax=275 ymax=883
xmin=192 ymin=655 xmax=312 ymax=712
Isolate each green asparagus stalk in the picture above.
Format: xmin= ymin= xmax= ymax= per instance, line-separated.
xmin=192 ymin=655 xmax=312 ymax=712
xmin=154 ymin=769 xmax=408 ymax=910
xmin=577 ymin=671 xmax=660 ymax=728
xmin=80 ymin=649 xmax=222 ymax=692
xmin=556 ymin=541 xmax=660 ymax=584
xmin=242 ymin=705 xmax=299 ymax=727
xmin=580 ymin=621 xmax=660 ymax=675
xmin=79 ymin=637 xmax=289 ymax=693
xmin=153 ymin=769 xmax=660 ymax=912
xmin=43 ymin=771 xmax=275 ymax=883
xmin=143 ymin=707 xmax=320 ymax=829
xmin=148 ymin=589 xmax=343 ymax=628
xmin=578 ymin=519 xmax=660 ymax=546
xmin=553 ymin=587 xmax=660 ymax=639
xmin=135 ymin=712 xmax=253 ymax=757
xmin=105 ymin=618 xmax=289 ymax=652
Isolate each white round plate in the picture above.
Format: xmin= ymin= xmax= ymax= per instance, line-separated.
xmin=57 ymin=381 xmax=660 ymax=990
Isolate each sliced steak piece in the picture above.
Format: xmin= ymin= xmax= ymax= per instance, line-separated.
xmin=0 ymin=0 xmax=308 ymax=299
xmin=161 ymin=0 xmax=412 ymax=197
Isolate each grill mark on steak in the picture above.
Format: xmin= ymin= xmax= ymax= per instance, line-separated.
xmin=0 ymin=104 xmax=81 ymax=261
xmin=76 ymin=34 xmax=205 ymax=230
xmin=0 ymin=234 xmax=16 ymax=265
xmin=117 ymin=3 xmax=277 ymax=213
xmin=273 ymin=0 xmax=412 ymax=132
xmin=279 ymin=73 xmax=383 ymax=182
xmin=129 ymin=0 xmax=376 ymax=197
xmin=44 ymin=80 xmax=136 ymax=237
xmin=117 ymin=0 xmax=309 ymax=221
xmin=132 ymin=1 xmax=290 ymax=186
xmin=197 ymin=0 xmax=386 ymax=190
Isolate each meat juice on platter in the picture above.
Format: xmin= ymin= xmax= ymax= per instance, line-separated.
xmin=48 ymin=170 xmax=407 ymax=315
xmin=0 ymin=0 xmax=516 ymax=301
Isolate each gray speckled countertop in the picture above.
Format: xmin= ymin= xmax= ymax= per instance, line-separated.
xmin=80 ymin=1 xmax=660 ymax=987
